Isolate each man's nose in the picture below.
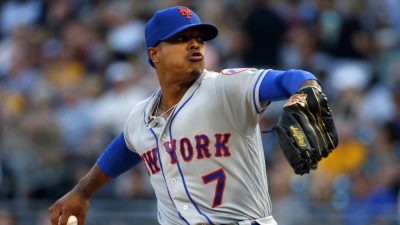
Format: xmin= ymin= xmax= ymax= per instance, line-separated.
xmin=188 ymin=38 xmax=201 ymax=50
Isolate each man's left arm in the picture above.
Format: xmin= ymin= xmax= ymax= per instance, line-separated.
xmin=259 ymin=69 xmax=319 ymax=103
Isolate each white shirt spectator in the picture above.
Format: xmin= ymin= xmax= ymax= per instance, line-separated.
xmin=94 ymin=62 xmax=148 ymax=135
xmin=1 ymin=0 xmax=42 ymax=35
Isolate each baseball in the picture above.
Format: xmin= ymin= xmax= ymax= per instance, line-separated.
xmin=67 ymin=215 xmax=78 ymax=225
xmin=59 ymin=215 xmax=78 ymax=225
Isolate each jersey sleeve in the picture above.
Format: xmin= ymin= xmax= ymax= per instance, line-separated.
xmin=214 ymin=68 xmax=269 ymax=136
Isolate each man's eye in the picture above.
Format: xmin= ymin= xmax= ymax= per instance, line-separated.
xmin=167 ymin=34 xmax=204 ymax=43
xmin=196 ymin=35 xmax=204 ymax=42
xmin=176 ymin=36 xmax=186 ymax=42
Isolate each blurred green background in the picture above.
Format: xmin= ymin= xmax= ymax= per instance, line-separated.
xmin=0 ymin=0 xmax=399 ymax=224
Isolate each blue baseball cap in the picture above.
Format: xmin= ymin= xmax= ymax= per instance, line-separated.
xmin=145 ymin=6 xmax=218 ymax=67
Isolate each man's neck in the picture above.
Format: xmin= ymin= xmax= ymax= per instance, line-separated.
xmin=157 ymin=69 xmax=203 ymax=110
xmin=159 ymin=81 xmax=193 ymax=110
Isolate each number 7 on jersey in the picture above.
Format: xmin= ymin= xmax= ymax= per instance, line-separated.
xmin=202 ymin=168 xmax=227 ymax=208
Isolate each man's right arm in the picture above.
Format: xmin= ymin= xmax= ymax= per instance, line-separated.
xmin=49 ymin=133 xmax=142 ymax=225
xmin=49 ymin=164 xmax=111 ymax=225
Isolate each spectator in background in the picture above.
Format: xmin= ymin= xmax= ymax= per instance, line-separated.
xmin=99 ymin=1 xmax=145 ymax=58
xmin=317 ymin=0 xmax=370 ymax=59
xmin=0 ymin=160 xmax=15 ymax=198
xmin=0 ymin=0 xmax=43 ymax=36
xmin=94 ymin=61 xmax=148 ymax=136
xmin=344 ymin=171 xmax=396 ymax=225
xmin=44 ymin=0 xmax=74 ymax=35
xmin=0 ymin=209 xmax=16 ymax=225
xmin=318 ymin=119 xmax=367 ymax=178
xmin=54 ymin=84 xmax=94 ymax=154
xmin=242 ymin=0 xmax=286 ymax=68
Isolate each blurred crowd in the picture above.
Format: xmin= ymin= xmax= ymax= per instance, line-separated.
xmin=0 ymin=0 xmax=399 ymax=225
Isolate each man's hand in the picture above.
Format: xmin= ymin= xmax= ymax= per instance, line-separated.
xmin=49 ymin=164 xmax=112 ymax=225
xmin=49 ymin=189 xmax=90 ymax=225
xmin=275 ymin=86 xmax=339 ymax=175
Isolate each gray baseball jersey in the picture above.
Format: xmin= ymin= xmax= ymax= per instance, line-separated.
xmin=124 ymin=68 xmax=277 ymax=225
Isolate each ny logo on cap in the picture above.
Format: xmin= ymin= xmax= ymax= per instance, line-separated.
xmin=178 ymin=7 xmax=192 ymax=19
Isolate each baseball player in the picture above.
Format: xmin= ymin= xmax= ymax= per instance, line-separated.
xmin=49 ymin=6 xmax=338 ymax=225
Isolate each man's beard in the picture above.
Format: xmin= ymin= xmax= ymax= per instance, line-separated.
xmin=190 ymin=67 xmax=203 ymax=77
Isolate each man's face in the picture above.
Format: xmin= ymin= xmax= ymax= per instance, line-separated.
xmin=149 ymin=28 xmax=206 ymax=77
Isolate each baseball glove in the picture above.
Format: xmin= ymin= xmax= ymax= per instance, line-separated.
xmin=275 ymin=86 xmax=339 ymax=175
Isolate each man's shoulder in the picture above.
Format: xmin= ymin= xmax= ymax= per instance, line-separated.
xmin=202 ymin=69 xmax=220 ymax=79
xmin=126 ymin=93 xmax=154 ymax=117
xmin=202 ymin=68 xmax=260 ymax=80
xmin=219 ymin=68 xmax=259 ymax=76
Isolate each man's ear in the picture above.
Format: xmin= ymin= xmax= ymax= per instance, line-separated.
xmin=148 ymin=47 xmax=159 ymax=65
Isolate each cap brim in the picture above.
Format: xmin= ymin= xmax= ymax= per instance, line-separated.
xmin=160 ymin=23 xmax=218 ymax=43
xmin=148 ymin=23 xmax=218 ymax=68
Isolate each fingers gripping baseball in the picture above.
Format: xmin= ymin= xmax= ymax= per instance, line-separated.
xmin=57 ymin=215 xmax=78 ymax=225
xmin=48 ymin=190 xmax=89 ymax=225
xmin=276 ymin=86 xmax=339 ymax=175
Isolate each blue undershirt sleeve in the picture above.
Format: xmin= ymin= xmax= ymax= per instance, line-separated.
xmin=97 ymin=132 xmax=141 ymax=178
xmin=259 ymin=69 xmax=318 ymax=102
